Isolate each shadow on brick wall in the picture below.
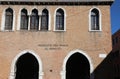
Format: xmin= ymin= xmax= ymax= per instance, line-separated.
xmin=91 ymin=51 xmax=117 ymax=79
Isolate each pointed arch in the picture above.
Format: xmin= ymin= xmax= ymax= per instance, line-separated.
xmin=5 ymin=8 xmax=13 ymax=30
xmin=9 ymin=50 xmax=43 ymax=79
xmin=89 ymin=7 xmax=102 ymax=31
xmin=1 ymin=7 xmax=15 ymax=31
xmin=54 ymin=7 xmax=66 ymax=31
xmin=30 ymin=9 xmax=39 ymax=30
xmin=61 ymin=49 xmax=93 ymax=79
xmin=15 ymin=53 xmax=39 ymax=79
xmin=20 ymin=8 xmax=28 ymax=30
xmin=41 ymin=9 xmax=49 ymax=31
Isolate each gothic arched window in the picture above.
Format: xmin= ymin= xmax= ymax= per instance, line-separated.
xmin=91 ymin=9 xmax=100 ymax=30
xmin=30 ymin=9 xmax=39 ymax=30
xmin=5 ymin=8 xmax=13 ymax=30
xmin=20 ymin=9 xmax=28 ymax=30
xmin=41 ymin=9 xmax=49 ymax=30
xmin=56 ymin=8 xmax=64 ymax=30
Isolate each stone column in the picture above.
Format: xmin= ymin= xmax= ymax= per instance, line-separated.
xmin=28 ymin=15 xmax=31 ymax=30
xmin=39 ymin=15 xmax=41 ymax=30
xmin=60 ymin=70 xmax=66 ymax=79
xmin=9 ymin=72 xmax=15 ymax=79
xmin=39 ymin=72 xmax=44 ymax=79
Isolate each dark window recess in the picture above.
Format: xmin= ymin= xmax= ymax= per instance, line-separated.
xmin=41 ymin=9 xmax=49 ymax=30
xmin=56 ymin=9 xmax=64 ymax=30
xmin=91 ymin=9 xmax=100 ymax=30
xmin=5 ymin=8 xmax=13 ymax=30
xmin=112 ymin=38 xmax=115 ymax=46
xmin=30 ymin=9 xmax=39 ymax=30
xmin=20 ymin=9 xmax=28 ymax=30
xmin=115 ymin=37 xmax=118 ymax=44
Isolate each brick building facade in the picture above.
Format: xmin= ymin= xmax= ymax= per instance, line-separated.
xmin=112 ymin=29 xmax=120 ymax=52
xmin=0 ymin=0 xmax=114 ymax=79
xmin=112 ymin=29 xmax=120 ymax=79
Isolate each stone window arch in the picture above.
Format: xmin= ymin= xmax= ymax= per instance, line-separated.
xmin=54 ymin=7 xmax=66 ymax=31
xmin=89 ymin=7 xmax=102 ymax=31
xmin=30 ymin=9 xmax=39 ymax=30
xmin=5 ymin=8 xmax=13 ymax=30
xmin=41 ymin=9 xmax=49 ymax=31
xmin=20 ymin=8 xmax=28 ymax=30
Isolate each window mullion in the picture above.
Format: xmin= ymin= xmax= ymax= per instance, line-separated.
xmin=28 ymin=15 xmax=30 ymax=30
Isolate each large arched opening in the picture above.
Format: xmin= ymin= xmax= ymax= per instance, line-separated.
xmin=9 ymin=50 xmax=43 ymax=79
xmin=15 ymin=53 xmax=39 ymax=79
xmin=66 ymin=52 xmax=90 ymax=79
xmin=61 ymin=50 xmax=93 ymax=79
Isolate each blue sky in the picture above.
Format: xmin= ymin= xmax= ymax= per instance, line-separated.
xmin=111 ymin=0 xmax=120 ymax=34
